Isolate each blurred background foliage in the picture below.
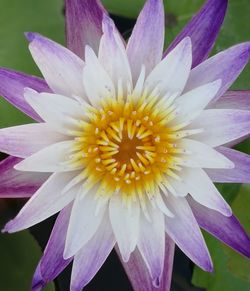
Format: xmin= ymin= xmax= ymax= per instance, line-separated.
xmin=0 ymin=0 xmax=249 ymax=290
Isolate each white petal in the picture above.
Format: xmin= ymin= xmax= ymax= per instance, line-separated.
xmin=98 ymin=15 xmax=132 ymax=89
xmin=137 ymin=204 xmax=165 ymax=284
xmin=24 ymin=89 xmax=85 ymax=134
xmin=177 ymin=168 xmax=232 ymax=216
xmin=4 ymin=172 xmax=78 ymax=232
xmin=83 ymin=46 xmax=115 ymax=107
xmin=64 ymin=189 xmax=107 ymax=258
xmin=15 ymin=140 xmax=77 ymax=172
xmin=173 ymin=80 xmax=221 ymax=124
xmin=181 ymin=138 xmax=234 ymax=169
xmin=154 ymin=193 xmax=174 ymax=217
xmin=109 ymin=194 xmax=140 ymax=262
xmin=145 ymin=37 xmax=192 ymax=95
xmin=0 ymin=123 xmax=65 ymax=158
xmin=131 ymin=66 xmax=146 ymax=102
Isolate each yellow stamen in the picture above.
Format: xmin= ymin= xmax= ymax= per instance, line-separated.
xmin=66 ymin=92 xmax=195 ymax=201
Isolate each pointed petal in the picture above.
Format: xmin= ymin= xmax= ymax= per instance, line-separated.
xmin=31 ymin=264 xmax=44 ymax=291
xmin=192 ymin=109 xmax=250 ymax=147
xmin=26 ymin=32 xmax=85 ymax=98
xmin=24 ymin=89 xmax=85 ymax=134
xmin=175 ymin=168 xmax=232 ymax=216
xmin=165 ymin=0 xmax=228 ymax=68
xmin=99 ymin=15 xmax=132 ymax=88
xmin=181 ymin=138 xmax=234 ymax=169
xmin=137 ymin=206 xmax=165 ymax=286
xmin=71 ymin=212 xmax=115 ymax=290
xmin=127 ymin=0 xmax=165 ymax=81
xmin=145 ymin=37 xmax=192 ymax=95
xmin=65 ymin=0 xmax=107 ymax=58
xmin=0 ymin=123 xmax=65 ymax=158
xmin=206 ymin=147 xmax=250 ymax=183
xmin=188 ymin=196 xmax=250 ymax=258
xmin=83 ymin=46 xmax=115 ymax=107
xmin=158 ymin=235 xmax=175 ymax=291
xmin=185 ymin=42 xmax=250 ymax=102
xmin=174 ymin=80 xmax=221 ymax=124
xmin=165 ymin=195 xmax=213 ymax=272
xmin=4 ymin=172 xmax=78 ymax=232
xmin=32 ymin=204 xmax=73 ymax=289
xmin=116 ymin=234 xmax=175 ymax=291
xmin=0 ymin=156 xmax=49 ymax=198
xmin=64 ymin=190 xmax=106 ymax=258
xmin=0 ymin=68 xmax=50 ymax=121
xmin=14 ymin=141 xmax=77 ymax=172
xmin=213 ymin=90 xmax=250 ymax=110
xmin=109 ymin=195 xmax=140 ymax=262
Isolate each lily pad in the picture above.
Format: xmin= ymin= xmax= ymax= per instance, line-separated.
xmin=0 ymin=213 xmax=54 ymax=291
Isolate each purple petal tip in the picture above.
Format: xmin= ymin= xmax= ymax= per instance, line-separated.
xmin=25 ymin=32 xmax=36 ymax=42
xmin=31 ymin=264 xmax=45 ymax=291
xmin=2 ymin=220 xmax=14 ymax=233
xmin=205 ymin=260 xmax=214 ymax=273
xmin=102 ymin=13 xmax=115 ymax=33
xmin=152 ymin=276 xmax=161 ymax=288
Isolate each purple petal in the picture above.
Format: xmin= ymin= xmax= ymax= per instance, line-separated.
xmin=127 ymin=0 xmax=165 ymax=81
xmin=26 ymin=32 xmax=85 ymax=98
xmin=65 ymin=0 xmax=107 ymax=58
xmin=70 ymin=212 xmax=115 ymax=290
xmin=185 ymin=42 xmax=250 ymax=102
xmin=206 ymin=147 xmax=250 ymax=183
xmin=0 ymin=123 xmax=65 ymax=158
xmin=32 ymin=264 xmax=44 ymax=291
xmin=213 ymin=91 xmax=250 ymax=110
xmin=116 ymin=235 xmax=175 ymax=291
xmin=137 ymin=207 xmax=165 ymax=286
xmin=0 ymin=68 xmax=50 ymax=121
xmin=165 ymin=0 xmax=228 ymax=68
xmin=0 ymin=156 xmax=48 ymax=198
xmin=159 ymin=235 xmax=175 ymax=291
xmin=32 ymin=204 xmax=72 ymax=289
xmin=188 ymin=196 xmax=250 ymax=258
xmin=165 ymin=195 xmax=213 ymax=272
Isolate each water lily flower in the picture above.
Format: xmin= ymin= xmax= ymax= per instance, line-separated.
xmin=0 ymin=0 xmax=250 ymax=290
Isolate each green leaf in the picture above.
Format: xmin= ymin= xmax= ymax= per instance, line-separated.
xmin=192 ymin=185 xmax=250 ymax=291
xmin=0 ymin=217 xmax=54 ymax=291
xmin=0 ymin=0 xmax=65 ymax=127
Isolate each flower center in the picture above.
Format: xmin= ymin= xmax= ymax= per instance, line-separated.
xmin=113 ymin=133 xmax=142 ymax=164
xmin=69 ymin=93 xmax=191 ymax=202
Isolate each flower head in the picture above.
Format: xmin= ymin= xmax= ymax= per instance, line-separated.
xmin=0 ymin=0 xmax=250 ymax=290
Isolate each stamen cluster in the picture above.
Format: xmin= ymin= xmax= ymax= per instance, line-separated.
xmin=68 ymin=91 xmax=194 ymax=203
